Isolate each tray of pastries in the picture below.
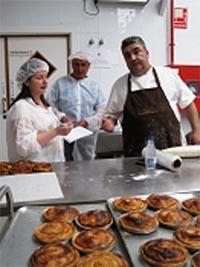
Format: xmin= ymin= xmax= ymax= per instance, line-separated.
xmin=0 ymin=160 xmax=53 ymax=176
xmin=0 ymin=201 xmax=132 ymax=267
xmin=107 ymin=190 xmax=200 ymax=267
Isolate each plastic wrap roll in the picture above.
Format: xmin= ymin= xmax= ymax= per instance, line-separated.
xmin=156 ymin=149 xmax=182 ymax=171
xmin=142 ymin=148 xmax=182 ymax=171
xmin=163 ymin=145 xmax=200 ymax=158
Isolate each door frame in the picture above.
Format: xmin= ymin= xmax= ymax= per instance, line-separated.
xmin=0 ymin=33 xmax=71 ymax=108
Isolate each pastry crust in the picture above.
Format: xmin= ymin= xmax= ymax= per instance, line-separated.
xmin=72 ymin=228 xmax=116 ymax=253
xmin=32 ymin=162 xmax=52 ymax=172
xmin=0 ymin=161 xmax=13 ymax=175
xmin=76 ymin=251 xmax=128 ymax=267
xmin=156 ymin=209 xmax=193 ymax=229
xmin=31 ymin=243 xmax=80 ymax=267
xmin=195 ymin=214 xmax=200 ymax=227
xmin=10 ymin=160 xmax=33 ymax=174
xmin=43 ymin=205 xmax=79 ymax=223
xmin=76 ymin=209 xmax=113 ymax=229
xmin=191 ymin=251 xmax=200 ymax=267
xmin=112 ymin=196 xmax=147 ymax=213
xmin=182 ymin=197 xmax=200 ymax=215
xmin=173 ymin=226 xmax=200 ymax=251
xmin=34 ymin=221 xmax=75 ymax=244
xmin=119 ymin=211 xmax=159 ymax=234
xmin=139 ymin=238 xmax=189 ymax=267
xmin=146 ymin=194 xmax=180 ymax=210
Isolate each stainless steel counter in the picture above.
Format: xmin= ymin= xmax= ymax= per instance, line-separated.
xmin=1 ymin=157 xmax=200 ymax=267
xmin=52 ymin=157 xmax=200 ymax=202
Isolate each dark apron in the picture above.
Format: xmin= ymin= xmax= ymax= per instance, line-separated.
xmin=121 ymin=68 xmax=181 ymax=157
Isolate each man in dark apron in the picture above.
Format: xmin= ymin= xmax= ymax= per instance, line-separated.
xmin=102 ymin=36 xmax=200 ymax=156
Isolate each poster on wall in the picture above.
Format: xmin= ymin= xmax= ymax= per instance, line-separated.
xmin=86 ymin=47 xmax=117 ymax=69
xmin=174 ymin=7 xmax=188 ymax=29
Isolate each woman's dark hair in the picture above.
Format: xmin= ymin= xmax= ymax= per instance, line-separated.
xmin=9 ymin=80 xmax=50 ymax=109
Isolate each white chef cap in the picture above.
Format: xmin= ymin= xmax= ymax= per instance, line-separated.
xmin=16 ymin=58 xmax=49 ymax=89
xmin=68 ymin=51 xmax=93 ymax=63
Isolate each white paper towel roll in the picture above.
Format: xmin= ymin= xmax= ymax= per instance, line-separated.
xmin=142 ymin=148 xmax=182 ymax=171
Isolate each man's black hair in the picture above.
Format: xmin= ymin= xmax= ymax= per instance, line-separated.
xmin=121 ymin=36 xmax=147 ymax=50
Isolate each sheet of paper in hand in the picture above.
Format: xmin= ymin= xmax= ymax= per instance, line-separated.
xmin=63 ymin=126 xmax=93 ymax=143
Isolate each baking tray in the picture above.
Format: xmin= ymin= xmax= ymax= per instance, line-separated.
xmin=107 ymin=190 xmax=200 ymax=267
xmin=0 ymin=200 xmax=133 ymax=267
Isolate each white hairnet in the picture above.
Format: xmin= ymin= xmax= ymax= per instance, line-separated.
xmin=68 ymin=51 xmax=93 ymax=63
xmin=16 ymin=58 xmax=49 ymax=89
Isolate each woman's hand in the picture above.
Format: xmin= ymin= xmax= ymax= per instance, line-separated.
xmin=37 ymin=122 xmax=74 ymax=146
xmin=56 ymin=122 xmax=74 ymax=136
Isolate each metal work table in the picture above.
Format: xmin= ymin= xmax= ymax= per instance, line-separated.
xmin=0 ymin=157 xmax=200 ymax=267
xmin=52 ymin=157 xmax=200 ymax=203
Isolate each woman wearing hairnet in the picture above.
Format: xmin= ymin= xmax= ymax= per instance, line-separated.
xmin=6 ymin=58 xmax=73 ymax=162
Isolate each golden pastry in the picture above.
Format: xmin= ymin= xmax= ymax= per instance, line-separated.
xmin=119 ymin=211 xmax=159 ymax=234
xmin=112 ymin=196 xmax=147 ymax=213
xmin=72 ymin=228 xmax=116 ymax=253
xmin=32 ymin=162 xmax=52 ymax=172
xmin=173 ymin=226 xmax=200 ymax=251
xmin=156 ymin=209 xmax=193 ymax=229
xmin=31 ymin=243 xmax=80 ymax=267
xmin=195 ymin=214 xmax=200 ymax=226
xmin=139 ymin=238 xmax=189 ymax=267
xmin=76 ymin=209 xmax=113 ymax=229
xmin=76 ymin=251 xmax=128 ymax=267
xmin=191 ymin=251 xmax=200 ymax=267
xmin=11 ymin=160 xmax=33 ymax=174
xmin=0 ymin=161 xmax=13 ymax=175
xmin=34 ymin=221 xmax=75 ymax=244
xmin=182 ymin=197 xmax=200 ymax=215
xmin=43 ymin=205 xmax=79 ymax=223
xmin=146 ymin=194 xmax=180 ymax=210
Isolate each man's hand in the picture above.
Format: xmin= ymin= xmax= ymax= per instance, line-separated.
xmin=101 ymin=117 xmax=116 ymax=133
xmin=61 ymin=115 xmax=71 ymax=123
xmin=187 ymin=128 xmax=200 ymax=144
xmin=76 ymin=120 xmax=88 ymax=128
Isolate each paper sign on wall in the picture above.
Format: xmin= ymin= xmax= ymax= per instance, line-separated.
xmin=174 ymin=7 xmax=188 ymax=29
